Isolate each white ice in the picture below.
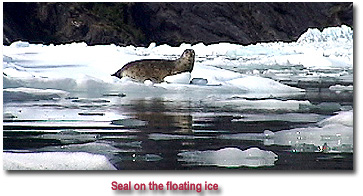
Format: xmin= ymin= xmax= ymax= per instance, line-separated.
xmin=4 ymin=26 xmax=351 ymax=100
xmin=3 ymin=87 xmax=69 ymax=102
xmin=178 ymin=147 xmax=278 ymax=168
xmin=329 ymin=84 xmax=353 ymax=93
xmin=318 ymin=110 xmax=353 ymax=127
xmin=220 ymin=110 xmax=353 ymax=153
xmin=3 ymin=152 xmax=117 ymax=170
xmin=149 ymin=133 xmax=210 ymax=140
xmin=211 ymin=98 xmax=311 ymax=111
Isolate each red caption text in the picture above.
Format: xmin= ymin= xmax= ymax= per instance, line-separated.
xmin=111 ymin=181 xmax=218 ymax=193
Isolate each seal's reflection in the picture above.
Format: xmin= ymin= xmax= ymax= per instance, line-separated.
xmin=129 ymin=98 xmax=193 ymax=133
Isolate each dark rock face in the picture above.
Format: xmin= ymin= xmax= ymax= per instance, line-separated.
xmin=3 ymin=2 xmax=353 ymax=46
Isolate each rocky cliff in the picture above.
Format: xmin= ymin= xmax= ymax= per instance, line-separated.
xmin=3 ymin=2 xmax=353 ymax=46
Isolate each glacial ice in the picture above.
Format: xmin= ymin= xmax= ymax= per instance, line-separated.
xmin=297 ymin=25 xmax=353 ymax=43
xmin=178 ymin=147 xmax=278 ymax=168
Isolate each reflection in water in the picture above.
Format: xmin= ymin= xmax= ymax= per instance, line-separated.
xmin=128 ymin=99 xmax=193 ymax=133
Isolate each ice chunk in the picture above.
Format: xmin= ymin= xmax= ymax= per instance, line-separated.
xmin=214 ymin=98 xmax=311 ymax=111
xmin=230 ymin=113 xmax=325 ymax=123
xmin=149 ymin=133 xmax=210 ymax=140
xmin=297 ymin=28 xmax=324 ymax=43
xmin=297 ymin=25 xmax=353 ymax=43
xmin=3 ymin=87 xmax=69 ymax=102
xmin=318 ymin=110 xmax=353 ymax=127
xmin=268 ymin=124 xmax=352 ymax=147
xmin=128 ymin=154 xmax=163 ymax=162
xmin=38 ymin=141 xmax=125 ymax=155
xmin=190 ymin=64 xmax=304 ymax=94
xmin=190 ymin=64 xmax=241 ymax=85
xmin=3 ymin=152 xmax=117 ymax=170
xmin=3 ymin=75 xmax=78 ymax=90
xmin=36 ymin=130 xmax=99 ymax=144
xmin=329 ymin=84 xmax=353 ymax=92
xmin=178 ymin=147 xmax=277 ymax=168
xmin=321 ymin=25 xmax=353 ymax=42
xmin=10 ymin=41 xmax=30 ymax=48
xmin=111 ymin=119 xmax=148 ymax=127
xmin=225 ymin=75 xmax=303 ymax=93
xmin=220 ymin=111 xmax=353 ymax=153
xmin=164 ymin=72 xmax=191 ymax=84
xmin=144 ymin=79 xmax=154 ymax=86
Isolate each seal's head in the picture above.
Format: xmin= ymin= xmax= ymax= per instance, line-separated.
xmin=181 ymin=49 xmax=195 ymax=59
xmin=175 ymin=49 xmax=195 ymax=73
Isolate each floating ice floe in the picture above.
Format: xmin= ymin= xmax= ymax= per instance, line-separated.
xmin=329 ymin=84 xmax=353 ymax=93
xmin=3 ymin=152 xmax=117 ymax=170
xmin=111 ymin=118 xmax=148 ymax=127
xmin=34 ymin=130 xmax=99 ymax=144
xmin=220 ymin=110 xmax=353 ymax=153
xmin=231 ymin=113 xmax=325 ymax=123
xmin=178 ymin=147 xmax=278 ymax=168
xmin=318 ymin=110 xmax=353 ymax=127
xmin=149 ymin=133 xmax=210 ymax=140
xmin=38 ymin=141 xmax=126 ymax=155
xmin=3 ymin=87 xmax=69 ymax=102
xmin=212 ymin=98 xmax=311 ymax=111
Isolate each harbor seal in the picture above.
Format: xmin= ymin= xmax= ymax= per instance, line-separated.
xmin=112 ymin=49 xmax=195 ymax=83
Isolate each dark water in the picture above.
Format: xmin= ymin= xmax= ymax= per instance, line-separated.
xmin=3 ymin=78 xmax=353 ymax=170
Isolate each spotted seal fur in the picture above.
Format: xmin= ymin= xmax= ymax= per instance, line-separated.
xmin=112 ymin=49 xmax=195 ymax=83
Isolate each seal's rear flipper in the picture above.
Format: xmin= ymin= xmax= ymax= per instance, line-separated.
xmin=111 ymin=72 xmax=121 ymax=78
